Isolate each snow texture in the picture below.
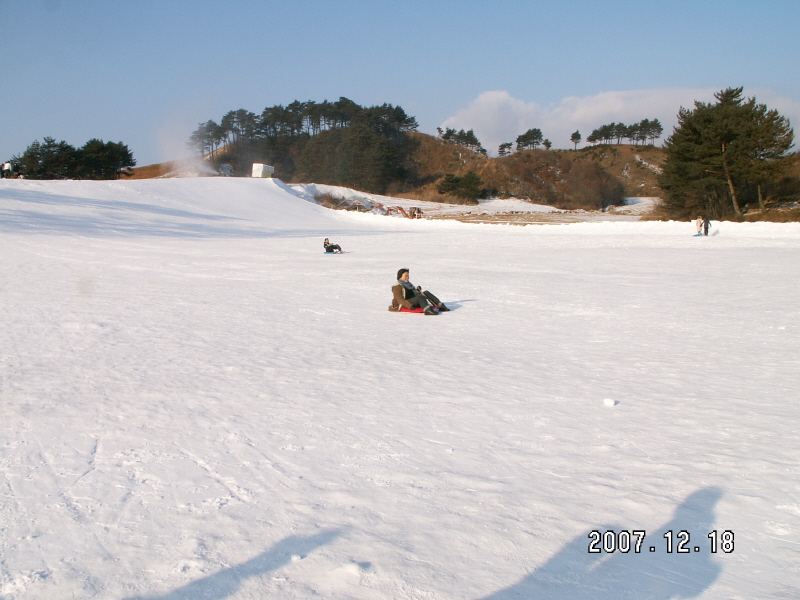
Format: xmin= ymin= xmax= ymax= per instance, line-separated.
xmin=1 ymin=178 xmax=799 ymax=599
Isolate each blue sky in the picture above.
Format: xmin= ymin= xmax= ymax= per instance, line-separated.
xmin=1 ymin=0 xmax=798 ymax=166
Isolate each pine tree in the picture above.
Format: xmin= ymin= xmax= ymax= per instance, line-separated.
xmin=76 ymin=139 xmax=136 ymax=179
xmin=436 ymin=170 xmax=487 ymax=202
xmin=660 ymin=87 xmax=794 ymax=218
xmin=516 ymin=128 xmax=543 ymax=151
xmin=648 ymin=119 xmax=663 ymax=144
xmin=14 ymin=137 xmax=77 ymax=179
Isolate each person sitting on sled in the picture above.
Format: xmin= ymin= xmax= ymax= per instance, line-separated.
xmin=389 ymin=268 xmax=449 ymax=315
xmin=323 ymin=238 xmax=343 ymax=253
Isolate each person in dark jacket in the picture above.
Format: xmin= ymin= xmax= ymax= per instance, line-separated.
xmin=703 ymin=216 xmax=711 ymax=236
xmin=389 ymin=268 xmax=449 ymax=315
xmin=323 ymin=238 xmax=343 ymax=253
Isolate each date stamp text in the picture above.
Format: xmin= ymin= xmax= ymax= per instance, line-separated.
xmin=588 ymin=530 xmax=734 ymax=554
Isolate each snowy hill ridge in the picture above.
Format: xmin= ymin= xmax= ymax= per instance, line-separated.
xmin=1 ymin=177 xmax=800 ymax=599
xmin=2 ymin=177 xmax=800 ymax=240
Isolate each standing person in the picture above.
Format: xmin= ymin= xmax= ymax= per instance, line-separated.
xmin=323 ymin=238 xmax=343 ymax=253
xmin=703 ymin=216 xmax=711 ymax=236
xmin=389 ymin=268 xmax=449 ymax=315
xmin=696 ymin=216 xmax=703 ymax=235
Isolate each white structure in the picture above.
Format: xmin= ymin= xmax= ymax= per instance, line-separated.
xmin=251 ymin=163 xmax=275 ymax=178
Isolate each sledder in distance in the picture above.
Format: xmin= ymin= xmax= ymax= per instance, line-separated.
xmin=388 ymin=268 xmax=449 ymax=315
xmin=323 ymin=238 xmax=345 ymax=253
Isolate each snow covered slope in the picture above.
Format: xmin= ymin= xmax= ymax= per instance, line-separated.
xmin=1 ymin=178 xmax=799 ymax=599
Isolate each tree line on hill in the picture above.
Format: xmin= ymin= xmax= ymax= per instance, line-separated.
xmin=585 ymin=119 xmax=663 ymax=146
xmin=8 ymin=138 xmax=136 ymax=180
xmin=494 ymin=120 xmax=662 ymax=157
xmin=497 ymin=129 xmax=554 ymax=156
xmin=188 ymin=98 xmax=419 ymax=194
xmin=436 ymin=128 xmax=487 ymax=155
xmin=435 ymin=120 xmax=663 ymax=159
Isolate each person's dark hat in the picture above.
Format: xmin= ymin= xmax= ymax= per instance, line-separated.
xmin=397 ymin=268 xmax=409 ymax=280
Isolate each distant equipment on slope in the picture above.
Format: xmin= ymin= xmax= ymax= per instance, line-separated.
xmin=344 ymin=198 xmax=373 ymax=212
xmin=386 ymin=206 xmax=424 ymax=218
xmin=251 ymin=163 xmax=275 ymax=178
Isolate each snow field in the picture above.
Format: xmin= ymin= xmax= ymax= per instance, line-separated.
xmin=1 ymin=178 xmax=799 ymax=599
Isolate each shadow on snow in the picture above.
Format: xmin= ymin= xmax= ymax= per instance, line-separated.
xmin=123 ymin=529 xmax=342 ymax=600
xmin=478 ymin=487 xmax=724 ymax=600
xmin=0 ymin=188 xmax=417 ymax=239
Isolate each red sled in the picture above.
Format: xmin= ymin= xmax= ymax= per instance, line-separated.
xmin=399 ymin=307 xmax=425 ymax=313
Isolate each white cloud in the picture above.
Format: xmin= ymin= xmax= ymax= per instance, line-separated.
xmin=748 ymin=89 xmax=800 ymax=133
xmin=440 ymin=88 xmax=800 ymax=156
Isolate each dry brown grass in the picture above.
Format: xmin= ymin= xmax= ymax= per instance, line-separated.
xmin=404 ymin=131 xmax=488 ymax=180
xmin=398 ymin=138 xmax=638 ymax=209
xmin=572 ymin=144 xmax=665 ymax=197
xmin=744 ymin=207 xmax=800 ymax=222
xmin=783 ymin=151 xmax=800 ymax=179
xmin=314 ymin=192 xmax=348 ymax=209
xmin=121 ymin=161 xmax=180 ymax=179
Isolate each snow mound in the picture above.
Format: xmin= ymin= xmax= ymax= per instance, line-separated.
xmin=0 ymin=178 xmax=359 ymax=237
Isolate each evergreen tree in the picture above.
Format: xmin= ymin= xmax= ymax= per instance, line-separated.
xmin=586 ymin=119 xmax=663 ymax=146
xmin=76 ymin=139 xmax=136 ymax=179
xmin=660 ymin=87 xmax=794 ymax=218
xmin=626 ymin=122 xmax=641 ymax=144
xmin=441 ymin=128 xmax=486 ymax=154
xmin=188 ymin=97 xmax=420 ymax=182
xmin=589 ymin=124 xmax=616 ymax=144
xmin=220 ymin=109 xmax=258 ymax=157
xmin=14 ymin=137 xmax=77 ymax=179
xmin=498 ymin=142 xmax=513 ymax=157
xmin=613 ymin=123 xmax=627 ymax=144
xmin=744 ymin=103 xmax=794 ymax=211
xmin=648 ymin=119 xmax=663 ymax=144
xmin=436 ymin=170 xmax=487 ymax=201
xmin=188 ymin=120 xmax=224 ymax=156
xmin=570 ymin=131 xmax=581 ymax=149
xmin=13 ymin=137 xmax=135 ymax=179
xmin=516 ymin=128 xmax=543 ymax=151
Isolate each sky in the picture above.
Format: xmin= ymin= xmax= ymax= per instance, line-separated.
xmin=1 ymin=0 xmax=799 ymax=166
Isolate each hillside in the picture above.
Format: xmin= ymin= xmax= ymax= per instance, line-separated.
xmin=396 ymin=132 xmax=665 ymax=202
xmin=572 ymin=144 xmax=665 ymax=197
xmin=127 ymin=133 xmax=666 ymax=210
xmin=122 ymin=159 xmax=217 ymax=180
xmin=396 ymin=134 xmax=663 ymax=209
